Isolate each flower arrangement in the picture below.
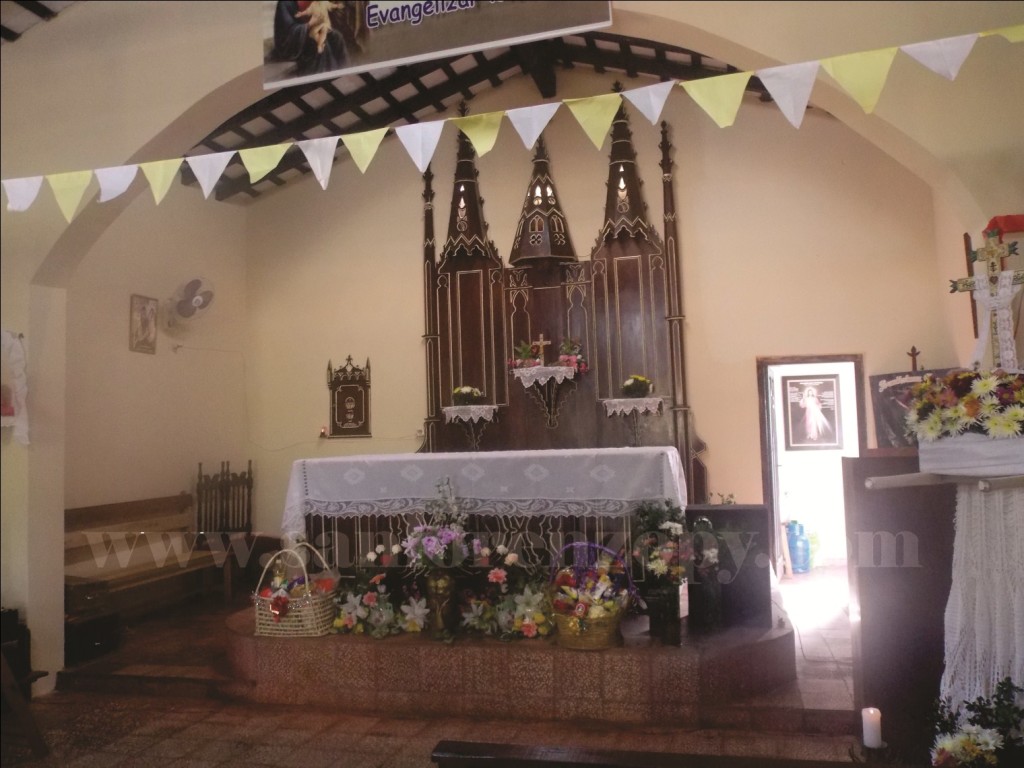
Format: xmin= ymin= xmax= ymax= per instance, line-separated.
xmin=631 ymin=499 xmax=688 ymax=590
xmin=452 ymin=385 xmax=484 ymax=406
xmin=461 ymin=543 xmax=551 ymax=639
xmin=622 ymin=374 xmax=653 ymax=398
xmin=334 ymin=572 xmax=399 ymax=638
xmin=401 ymin=478 xmax=474 ymax=573
xmin=931 ymin=678 xmax=1023 ymax=767
xmin=557 ymin=338 xmax=589 ymax=375
xmin=906 ymin=369 xmax=1024 ymax=443
xmin=509 ymin=340 xmax=543 ymax=369
xmin=549 ymin=546 xmax=632 ymax=631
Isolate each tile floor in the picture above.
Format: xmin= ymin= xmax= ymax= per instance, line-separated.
xmin=2 ymin=565 xmax=858 ymax=767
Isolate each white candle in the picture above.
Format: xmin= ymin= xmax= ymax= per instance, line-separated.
xmin=862 ymin=707 xmax=883 ymax=749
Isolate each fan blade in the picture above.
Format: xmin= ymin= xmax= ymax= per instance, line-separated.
xmin=177 ymin=298 xmax=197 ymax=318
xmin=197 ymin=290 xmax=214 ymax=309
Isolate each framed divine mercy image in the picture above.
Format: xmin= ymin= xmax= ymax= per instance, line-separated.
xmin=782 ymin=374 xmax=842 ymax=451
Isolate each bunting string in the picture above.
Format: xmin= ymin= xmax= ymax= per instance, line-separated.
xmin=2 ymin=24 xmax=1019 ymax=220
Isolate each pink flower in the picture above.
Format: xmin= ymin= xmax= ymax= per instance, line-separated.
xmin=488 ymin=568 xmax=507 ymax=584
xmin=362 ymin=592 xmax=378 ymax=606
xmin=521 ymin=621 xmax=538 ymax=638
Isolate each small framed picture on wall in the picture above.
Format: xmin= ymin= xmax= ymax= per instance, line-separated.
xmin=129 ymin=294 xmax=158 ymax=354
xmin=782 ymin=374 xmax=842 ymax=450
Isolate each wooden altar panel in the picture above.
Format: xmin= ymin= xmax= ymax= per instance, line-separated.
xmin=842 ymin=453 xmax=955 ymax=765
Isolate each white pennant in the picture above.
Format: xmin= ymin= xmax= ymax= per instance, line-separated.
xmin=185 ymin=151 xmax=235 ymax=199
xmin=395 ymin=121 xmax=445 ymax=173
xmin=94 ymin=165 xmax=138 ymax=202
xmin=756 ymin=61 xmax=820 ymax=129
xmin=297 ymin=136 xmax=341 ymax=190
xmin=2 ymin=176 xmax=44 ymax=211
xmin=901 ymin=34 xmax=979 ymax=81
xmin=622 ymin=81 xmax=676 ymax=125
xmin=505 ymin=102 xmax=561 ymax=150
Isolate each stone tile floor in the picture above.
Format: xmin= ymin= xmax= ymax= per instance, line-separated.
xmin=2 ymin=565 xmax=857 ymax=767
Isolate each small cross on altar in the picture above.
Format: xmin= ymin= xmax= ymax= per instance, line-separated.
xmin=907 ymin=346 xmax=921 ymax=372
xmin=532 ymin=333 xmax=553 ymax=364
xmin=949 ymin=229 xmax=1024 ymax=369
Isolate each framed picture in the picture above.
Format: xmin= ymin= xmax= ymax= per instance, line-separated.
xmin=782 ymin=374 xmax=842 ymax=450
xmin=129 ymin=294 xmax=158 ymax=354
xmin=869 ymin=368 xmax=954 ymax=448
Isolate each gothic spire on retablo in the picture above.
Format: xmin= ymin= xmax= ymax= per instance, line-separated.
xmin=508 ymin=136 xmax=578 ymax=266
xmin=598 ymin=104 xmax=653 ymax=243
xmin=441 ymin=119 xmax=500 ymax=267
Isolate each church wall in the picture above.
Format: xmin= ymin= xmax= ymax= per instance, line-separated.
xmin=64 ymin=189 xmax=250 ymax=507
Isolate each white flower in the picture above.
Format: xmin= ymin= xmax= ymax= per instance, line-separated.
xmin=623 ymin=378 xmax=634 ymax=387
xmin=479 ymin=546 xmax=492 ymax=558
xmin=649 ymin=557 xmax=669 ymax=576
xmin=339 ymin=592 xmax=368 ymax=620
xmin=391 ymin=543 xmax=402 ymax=555
xmin=504 ymin=552 xmax=519 ymax=566
xmin=512 ymin=585 xmax=544 ymax=619
xmin=496 ymin=544 xmax=508 ymax=556
xmin=375 ymin=544 xmax=386 ymax=554
xmin=365 ymin=551 xmax=378 ymax=563
xmin=702 ymin=548 xmax=719 ymax=566
xmin=401 ymin=597 xmax=429 ymax=631
xmin=659 ymin=521 xmax=684 ymax=536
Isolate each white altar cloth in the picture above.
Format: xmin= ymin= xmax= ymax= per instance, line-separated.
xmin=281 ymin=447 xmax=687 ymax=535
xmin=940 ymin=484 xmax=1024 ymax=708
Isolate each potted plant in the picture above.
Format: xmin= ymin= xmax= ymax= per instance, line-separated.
xmin=622 ymin=374 xmax=653 ymax=398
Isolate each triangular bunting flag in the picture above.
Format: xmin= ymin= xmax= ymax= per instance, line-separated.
xmin=239 ymin=143 xmax=292 ymax=184
xmin=2 ymin=176 xmax=44 ymax=212
xmin=139 ymin=159 xmax=182 ymax=205
xmin=564 ymin=93 xmax=621 ymax=150
xmin=756 ymin=61 xmax=819 ymax=129
xmin=94 ymin=165 xmax=138 ymax=202
xmin=46 ymin=170 xmax=93 ymax=222
xmin=395 ymin=121 xmax=445 ymax=173
xmin=622 ymin=81 xmax=676 ymax=125
xmin=505 ymin=102 xmax=560 ymax=149
xmin=298 ymin=136 xmax=341 ymax=188
xmin=340 ymin=129 xmax=387 ymax=174
xmin=820 ymin=47 xmax=899 ymax=113
xmin=981 ymin=24 xmax=1024 ymax=43
xmin=185 ymin=152 xmax=235 ymax=199
xmin=901 ymin=34 xmax=978 ymax=80
xmin=450 ymin=112 xmax=504 ymax=157
xmin=680 ymin=71 xmax=752 ymax=128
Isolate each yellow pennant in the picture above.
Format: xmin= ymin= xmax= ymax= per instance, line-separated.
xmin=46 ymin=170 xmax=93 ymax=222
xmin=680 ymin=71 xmax=752 ymax=128
xmin=139 ymin=159 xmax=182 ymax=205
xmin=821 ymin=47 xmax=899 ymax=113
xmin=564 ymin=93 xmax=622 ymax=150
xmin=981 ymin=24 xmax=1024 ymax=43
xmin=341 ymin=128 xmax=388 ymax=173
xmin=239 ymin=143 xmax=292 ymax=184
xmin=450 ymin=112 xmax=504 ymax=157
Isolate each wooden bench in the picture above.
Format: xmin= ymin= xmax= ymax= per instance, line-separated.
xmin=430 ymin=741 xmax=858 ymax=768
xmin=64 ymin=493 xmax=230 ymax=623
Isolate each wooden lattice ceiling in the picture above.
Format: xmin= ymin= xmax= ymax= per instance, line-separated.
xmin=185 ymin=31 xmax=774 ymax=203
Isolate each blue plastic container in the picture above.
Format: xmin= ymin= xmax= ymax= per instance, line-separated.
xmin=787 ymin=521 xmax=811 ymax=574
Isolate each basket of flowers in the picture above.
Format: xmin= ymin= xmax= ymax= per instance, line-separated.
xmin=254 ymin=542 xmax=339 ymax=637
xmin=622 ymin=374 xmax=653 ymax=398
xmin=549 ymin=542 xmax=633 ymax=650
xmin=452 ymin=385 xmax=485 ymax=406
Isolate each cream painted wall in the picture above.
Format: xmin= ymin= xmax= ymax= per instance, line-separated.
xmin=65 ymin=189 xmax=249 ymax=507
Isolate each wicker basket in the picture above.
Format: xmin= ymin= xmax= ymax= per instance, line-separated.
xmin=549 ymin=542 xmax=633 ymax=651
xmin=254 ymin=543 xmax=337 ymax=637
xmin=551 ymin=610 xmax=625 ymax=650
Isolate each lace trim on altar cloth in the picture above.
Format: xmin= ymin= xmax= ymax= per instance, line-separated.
xmin=442 ymin=405 xmax=499 ymax=424
xmin=940 ymin=486 xmax=1024 ymax=708
xmin=511 ymin=365 xmax=576 ymax=387
xmin=603 ymin=397 xmax=663 ymax=417
xmin=298 ymin=496 xmax=636 ymax=520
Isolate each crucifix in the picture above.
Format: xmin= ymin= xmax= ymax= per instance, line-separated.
xmin=949 ymin=229 xmax=1024 ymax=369
xmin=532 ymin=333 xmax=553 ymax=364
xmin=906 ymin=346 xmax=921 ymax=372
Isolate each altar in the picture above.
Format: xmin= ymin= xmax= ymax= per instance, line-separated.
xmin=282 ymin=446 xmax=687 ymax=550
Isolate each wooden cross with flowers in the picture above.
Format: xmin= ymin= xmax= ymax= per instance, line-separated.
xmin=949 ymin=228 xmax=1023 ymax=370
xmin=531 ymin=333 xmax=553 ymax=365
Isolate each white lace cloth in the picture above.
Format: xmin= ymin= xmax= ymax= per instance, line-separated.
xmin=971 ymin=269 xmax=1022 ymax=370
xmin=603 ymin=397 xmax=663 ymax=417
xmin=281 ymin=446 xmax=687 ymax=535
xmin=511 ymin=365 xmax=576 ymax=387
xmin=940 ymin=484 xmax=1024 ymax=708
xmin=442 ymin=405 xmax=498 ymax=424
